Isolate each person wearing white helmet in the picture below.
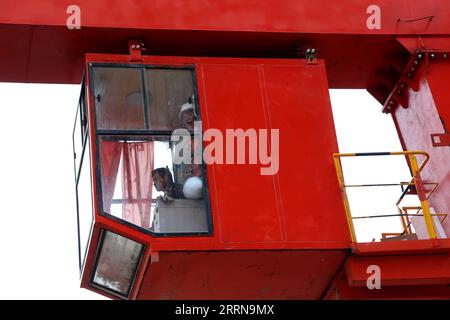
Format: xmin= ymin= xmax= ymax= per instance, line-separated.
xmin=151 ymin=167 xmax=184 ymax=200
xmin=174 ymin=96 xmax=204 ymax=199
xmin=179 ymin=100 xmax=196 ymax=131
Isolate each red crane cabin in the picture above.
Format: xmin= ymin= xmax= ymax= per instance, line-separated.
xmin=74 ymin=53 xmax=350 ymax=299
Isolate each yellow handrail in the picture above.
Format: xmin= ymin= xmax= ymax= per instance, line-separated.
xmin=333 ymin=151 xmax=437 ymax=242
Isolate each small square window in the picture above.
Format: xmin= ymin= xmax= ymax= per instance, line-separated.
xmin=91 ymin=230 xmax=144 ymax=297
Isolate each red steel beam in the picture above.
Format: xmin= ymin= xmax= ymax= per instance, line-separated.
xmin=1 ymin=0 xmax=450 ymax=35
xmin=345 ymin=254 xmax=450 ymax=287
xmin=0 ymin=1 xmax=448 ymax=94
xmin=352 ymin=239 xmax=450 ymax=256
xmin=324 ymin=272 xmax=450 ymax=299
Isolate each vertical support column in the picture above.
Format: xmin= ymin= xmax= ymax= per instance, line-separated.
xmin=333 ymin=155 xmax=357 ymax=243
xmin=407 ymin=154 xmax=437 ymax=240
xmin=387 ymin=38 xmax=450 ymax=237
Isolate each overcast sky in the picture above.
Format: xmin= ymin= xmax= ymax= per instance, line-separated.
xmin=0 ymin=84 xmax=410 ymax=299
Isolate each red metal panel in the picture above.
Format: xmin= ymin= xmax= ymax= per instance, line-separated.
xmin=137 ymin=250 xmax=347 ymax=299
xmin=262 ymin=63 xmax=350 ymax=243
xmin=427 ymin=61 xmax=450 ymax=138
xmin=200 ymin=63 xmax=283 ymax=242
xmin=346 ymin=255 xmax=450 ymax=287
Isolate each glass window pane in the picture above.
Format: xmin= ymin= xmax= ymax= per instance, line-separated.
xmin=73 ymin=103 xmax=83 ymax=177
xmin=80 ymin=91 xmax=88 ymax=135
xmin=98 ymin=135 xmax=210 ymax=234
xmin=92 ymin=231 xmax=143 ymax=296
xmin=93 ymin=67 xmax=146 ymax=130
xmin=145 ymin=68 xmax=196 ymax=131
xmin=76 ymin=134 xmax=94 ymax=271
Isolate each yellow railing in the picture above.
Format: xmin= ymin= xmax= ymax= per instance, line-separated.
xmin=333 ymin=151 xmax=443 ymax=242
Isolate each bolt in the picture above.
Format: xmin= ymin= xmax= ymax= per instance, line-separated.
xmin=407 ymin=73 xmax=412 ymax=78
xmin=444 ymin=53 xmax=448 ymax=59
xmin=414 ymin=60 xmax=419 ymax=66
xmin=410 ymin=67 xmax=415 ymax=72
xmin=132 ymin=45 xmax=136 ymax=49
xmin=430 ymin=53 xmax=436 ymax=59
xmin=417 ymin=53 xmax=423 ymax=60
xmin=400 ymin=83 xmax=406 ymax=89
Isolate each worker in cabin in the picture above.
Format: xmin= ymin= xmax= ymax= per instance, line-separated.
xmin=175 ymin=96 xmax=203 ymax=179
xmin=151 ymin=167 xmax=184 ymax=201
xmin=179 ymin=97 xmax=196 ymax=132
xmin=175 ymin=97 xmax=204 ymax=199
xmin=151 ymin=96 xmax=204 ymax=205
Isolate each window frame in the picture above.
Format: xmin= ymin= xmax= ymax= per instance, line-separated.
xmin=79 ymin=77 xmax=88 ymax=139
xmin=75 ymin=127 xmax=95 ymax=274
xmin=74 ymin=77 xmax=95 ymax=274
xmin=88 ymin=62 xmax=214 ymax=237
xmin=73 ymin=78 xmax=87 ymax=182
xmin=89 ymin=229 xmax=146 ymax=299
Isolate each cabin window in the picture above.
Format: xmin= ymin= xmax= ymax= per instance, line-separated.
xmin=74 ymin=82 xmax=94 ymax=273
xmin=93 ymin=67 xmax=147 ymax=130
xmin=90 ymin=64 xmax=212 ymax=235
xmin=73 ymin=84 xmax=88 ymax=177
xmin=75 ymin=134 xmax=94 ymax=273
xmin=144 ymin=68 xmax=195 ymax=131
xmin=91 ymin=230 xmax=144 ymax=297
xmin=73 ymin=99 xmax=84 ymax=176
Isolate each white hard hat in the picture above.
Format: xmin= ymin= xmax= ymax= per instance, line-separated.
xmin=179 ymin=102 xmax=195 ymax=119
xmin=183 ymin=176 xmax=203 ymax=200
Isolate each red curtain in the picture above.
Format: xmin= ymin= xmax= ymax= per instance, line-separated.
xmin=121 ymin=142 xmax=154 ymax=229
xmin=100 ymin=141 xmax=123 ymax=213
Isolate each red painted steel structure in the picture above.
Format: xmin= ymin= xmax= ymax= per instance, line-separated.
xmin=1 ymin=0 xmax=449 ymax=93
xmin=81 ymin=54 xmax=349 ymax=299
xmin=1 ymin=0 xmax=450 ymax=299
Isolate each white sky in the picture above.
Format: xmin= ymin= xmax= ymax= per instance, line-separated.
xmin=0 ymin=83 xmax=411 ymax=299
xmin=329 ymin=90 xmax=417 ymax=242
xmin=0 ymin=83 xmax=105 ymax=299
